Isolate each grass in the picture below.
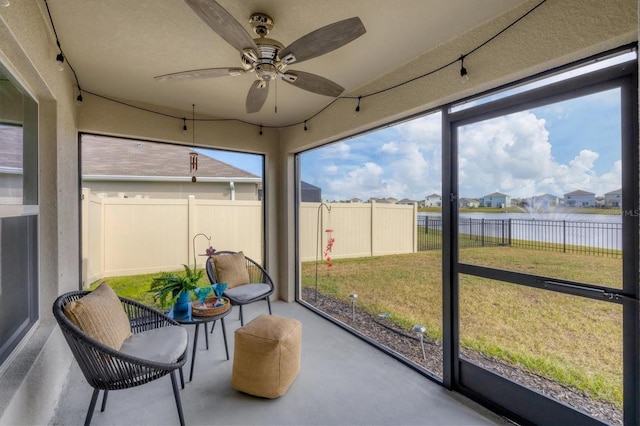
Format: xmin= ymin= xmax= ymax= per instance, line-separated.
xmin=301 ymin=247 xmax=623 ymax=407
xmin=90 ymin=268 xmax=210 ymax=311
xmin=94 ymin=247 xmax=623 ymax=407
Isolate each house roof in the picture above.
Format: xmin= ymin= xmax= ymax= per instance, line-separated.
xmin=605 ymin=188 xmax=622 ymax=195
xmin=426 ymin=194 xmax=441 ymax=198
xmin=483 ymin=192 xmax=509 ymax=198
xmin=82 ymin=135 xmax=258 ymax=180
xmin=565 ymin=189 xmax=595 ymax=196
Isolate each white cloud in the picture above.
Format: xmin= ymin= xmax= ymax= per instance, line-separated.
xmin=302 ymin=104 xmax=621 ymax=201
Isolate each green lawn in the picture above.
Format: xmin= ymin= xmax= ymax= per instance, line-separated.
xmin=301 ymin=247 xmax=623 ymax=407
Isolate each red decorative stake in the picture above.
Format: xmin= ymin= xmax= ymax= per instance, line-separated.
xmin=324 ymin=229 xmax=335 ymax=267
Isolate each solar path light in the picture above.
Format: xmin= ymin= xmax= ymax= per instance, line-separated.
xmin=348 ymin=293 xmax=357 ymax=321
xmin=412 ymin=325 xmax=427 ymax=362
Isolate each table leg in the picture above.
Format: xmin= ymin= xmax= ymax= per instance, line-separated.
xmin=179 ymin=367 xmax=184 ymax=389
xmin=221 ymin=317 xmax=229 ymax=360
xmin=204 ymin=322 xmax=209 ymax=350
xmin=189 ymin=323 xmax=200 ymax=382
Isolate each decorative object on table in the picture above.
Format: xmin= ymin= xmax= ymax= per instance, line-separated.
xmin=150 ymin=264 xmax=203 ymax=312
xmin=211 ymin=282 xmax=227 ymax=300
xmin=205 ymin=246 xmax=216 ymax=256
xmin=191 ymin=296 xmax=230 ymax=317
xmin=193 ymin=286 xmax=212 ymax=306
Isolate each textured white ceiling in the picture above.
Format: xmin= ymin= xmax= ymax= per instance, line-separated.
xmin=48 ymin=0 xmax=526 ymax=127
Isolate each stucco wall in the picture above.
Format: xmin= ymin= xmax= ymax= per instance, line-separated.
xmin=0 ymin=1 xmax=79 ymax=425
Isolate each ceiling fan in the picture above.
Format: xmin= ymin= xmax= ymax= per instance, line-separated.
xmin=154 ymin=0 xmax=366 ymax=113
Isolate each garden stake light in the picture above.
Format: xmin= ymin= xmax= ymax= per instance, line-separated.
xmin=412 ymin=325 xmax=427 ymax=362
xmin=349 ymin=293 xmax=357 ymax=321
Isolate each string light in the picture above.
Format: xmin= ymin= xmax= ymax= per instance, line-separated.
xmin=182 ymin=118 xmax=187 ymax=134
xmin=44 ymin=0 xmax=548 ymax=132
xmin=56 ymin=52 xmax=65 ymax=71
xmin=76 ymin=91 xmax=83 ymax=105
xmin=259 ymin=125 xmax=263 ymax=135
xmin=459 ymin=54 xmax=469 ymax=84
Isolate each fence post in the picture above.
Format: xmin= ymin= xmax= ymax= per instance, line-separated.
xmin=481 ymin=218 xmax=485 ymax=247
xmin=563 ymin=220 xmax=566 ymax=253
xmin=413 ymin=202 xmax=418 ymax=253
xmin=508 ymin=218 xmax=512 ymax=246
xmin=81 ymin=187 xmax=90 ymax=288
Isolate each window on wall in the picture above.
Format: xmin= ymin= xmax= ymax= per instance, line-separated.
xmin=297 ymin=111 xmax=444 ymax=380
xmin=80 ymin=135 xmax=264 ymax=290
xmin=0 ymin=66 xmax=39 ymax=367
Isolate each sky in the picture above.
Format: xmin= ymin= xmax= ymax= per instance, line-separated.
xmin=298 ymin=68 xmax=626 ymax=202
xmin=202 ymin=53 xmax=631 ymax=203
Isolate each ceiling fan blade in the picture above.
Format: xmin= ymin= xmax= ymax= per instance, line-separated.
xmin=279 ymin=17 xmax=366 ymax=65
xmin=154 ymin=68 xmax=245 ymax=81
xmin=184 ymin=0 xmax=258 ymax=53
xmin=246 ymin=80 xmax=270 ymax=113
xmin=282 ymin=71 xmax=344 ymax=97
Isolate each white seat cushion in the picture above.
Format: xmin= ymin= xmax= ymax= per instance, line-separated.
xmin=120 ymin=326 xmax=188 ymax=364
xmin=224 ymin=283 xmax=271 ymax=303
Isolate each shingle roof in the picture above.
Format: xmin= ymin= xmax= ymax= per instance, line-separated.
xmin=82 ymin=135 xmax=258 ymax=179
xmin=564 ymin=189 xmax=595 ymax=196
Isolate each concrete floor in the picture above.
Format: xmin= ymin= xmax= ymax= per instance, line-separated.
xmin=50 ymin=301 xmax=506 ymax=426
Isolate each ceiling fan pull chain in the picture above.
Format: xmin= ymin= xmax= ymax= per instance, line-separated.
xmin=275 ymin=78 xmax=278 ymax=114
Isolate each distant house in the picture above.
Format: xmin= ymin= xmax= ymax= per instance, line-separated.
xmin=369 ymin=197 xmax=397 ymax=204
xmin=564 ymin=189 xmax=595 ymax=207
xmin=82 ymin=135 xmax=261 ymax=200
xmin=604 ymin=188 xmax=622 ymax=207
xmin=523 ymin=193 xmax=559 ymax=210
xmin=348 ymin=198 xmax=363 ymax=203
xmin=480 ymin=192 xmax=511 ymax=208
xmin=397 ymin=198 xmax=418 ymax=205
xmin=425 ymin=194 xmax=442 ymax=207
xmin=459 ymin=197 xmax=479 ymax=208
xmin=301 ymin=181 xmax=322 ymax=202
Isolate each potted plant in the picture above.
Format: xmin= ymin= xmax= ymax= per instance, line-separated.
xmin=150 ymin=264 xmax=203 ymax=312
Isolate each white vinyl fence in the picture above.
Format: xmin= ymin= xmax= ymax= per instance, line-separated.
xmin=81 ymin=188 xmax=418 ymax=286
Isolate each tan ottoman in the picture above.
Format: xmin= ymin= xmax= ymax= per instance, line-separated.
xmin=231 ymin=314 xmax=302 ymax=398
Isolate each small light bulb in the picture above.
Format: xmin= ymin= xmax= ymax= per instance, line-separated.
xmin=460 ymin=67 xmax=469 ymax=84
xmin=56 ymin=53 xmax=64 ymax=71
xmin=76 ymin=93 xmax=83 ymax=105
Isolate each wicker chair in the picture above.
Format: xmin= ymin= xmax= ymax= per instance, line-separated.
xmin=206 ymin=251 xmax=274 ymax=326
xmin=53 ymin=291 xmax=188 ymax=426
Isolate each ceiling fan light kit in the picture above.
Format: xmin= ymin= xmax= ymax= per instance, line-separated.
xmin=154 ymin=0 xmax=366 ymax=114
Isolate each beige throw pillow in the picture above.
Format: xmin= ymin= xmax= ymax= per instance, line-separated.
xmin=64 ymin=282 xmax=132 ymax=350
xmin=213 ymin=252 xmax=250 ymax=289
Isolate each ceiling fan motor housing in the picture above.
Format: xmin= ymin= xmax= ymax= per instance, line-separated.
xmin=249 ymin=13 xmax=274 ymax=37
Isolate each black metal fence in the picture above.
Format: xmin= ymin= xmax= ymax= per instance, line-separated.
xmin=417 ymin=216 xmax=622 ymax=258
